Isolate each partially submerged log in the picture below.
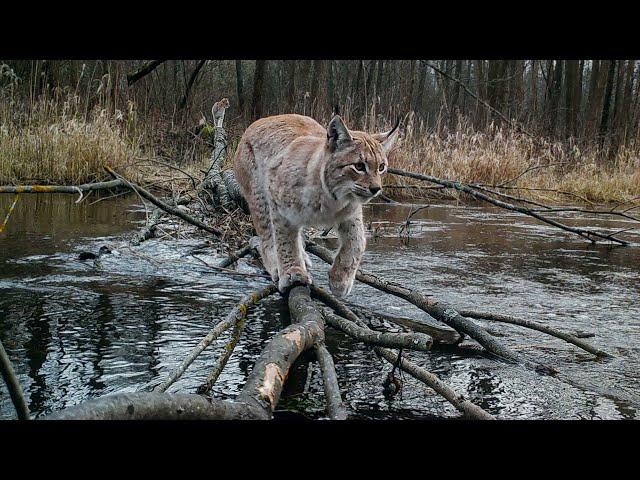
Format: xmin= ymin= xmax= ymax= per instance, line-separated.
xmin=347 ymin=302 xmax=462 ymax=345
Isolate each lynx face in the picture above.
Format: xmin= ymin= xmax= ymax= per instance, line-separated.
xmin=323 ymin=116 xmax=399 ymax=203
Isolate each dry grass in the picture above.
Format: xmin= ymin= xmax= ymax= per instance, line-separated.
xmin=1 ymin=66 xmax=638 ymax=205
xmin=0 ymin=86 xmax=143 ymax=185
xmin=386 ymin=115 xmax=640 ymax=204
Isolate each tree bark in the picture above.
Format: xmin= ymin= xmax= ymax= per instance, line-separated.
xmin=251 ymin=60 xmax=266 ymax=121
xmin=235 ymin=60 xmax=245 ymax=115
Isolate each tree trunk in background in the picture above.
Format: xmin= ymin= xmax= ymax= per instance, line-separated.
xmin=284 ymin=61 xmax=296 ymax=112
xmin=565 ymin=60 xmax=580 ymax=138
xmin=529 ymin=60 xmax=538 ymax=123
xmin=586 ymin=60 xmax=605 ymax=137
xmin=487 ymin=60 xmax=508 ymax=124
xmin=352 ymin=60 xmax=365 ymax=121
xmin=473 ymin=60 xmax=485 ymax=127
xmin=375 ymin=60 xmax=385 ymax=106
xmin=413 ymin=61 xmax=427 ymax=115
xmin=512 ymin=60 xmax=525 ymax=120
xmin=310 ymin=60 xmax=327 ymax=118
xmin=327 ymin=61 xmax=336 ymax=115
xmin=610 ymin=60 xmax=628 ymax=152
xmin=611 ymin=60 xmax=626 ymax=132
xmin=546 ymin=60 xmax=563 ymax=136
xmin=620 ymin=60 xmax=636 ymax=144
xmin=599 ymin=59 xmax=616 ymax=148
xmin=179 ymin=60 xmax=207 ymax=110
xmin=461 ymin=60 xmax=472 ymax=112
xmin=235 ymin=60 xmax=245 ymax=115
xmin=451 ymin=60 xmax=462 ymax=115
xmin=251 ymin=60 xmax=266 ymax=121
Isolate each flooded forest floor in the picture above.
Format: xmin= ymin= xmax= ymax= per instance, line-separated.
xmin=1 ymin=190 xmax=639 ymax=420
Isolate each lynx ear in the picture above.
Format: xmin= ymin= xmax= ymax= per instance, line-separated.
xmin=372 ymin=118 xmax=401 ymax=154
xmin=327 ymin=115 xmax=352 ymax=150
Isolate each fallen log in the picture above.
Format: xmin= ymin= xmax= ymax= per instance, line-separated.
xmin=0 ymin=179 xmax=125 ymax=203
xmin=127 ymin=60 xmax=167 ymax=86
xmin=43 ymin=392 xmax=264 ymax=420
xmin=321 ymin=308 xmax=434 ymax=352
xmin=314 ymin=342 xmax=349 ymax=420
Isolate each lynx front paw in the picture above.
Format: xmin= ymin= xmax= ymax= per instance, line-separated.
xmin=278 ymin=266 xmax=312 ymax=293
xmin=328 ymin=271 xmax=354 ymax=298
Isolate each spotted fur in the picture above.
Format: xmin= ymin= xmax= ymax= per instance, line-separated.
xmin=234 ymin=114 xmax=399 ymax=296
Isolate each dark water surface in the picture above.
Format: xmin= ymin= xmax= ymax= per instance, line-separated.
xmin=1 ymin=194 xmax=639 ymax=419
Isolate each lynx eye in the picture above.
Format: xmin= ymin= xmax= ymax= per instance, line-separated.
xmin=378 ymin=164 xmax=387 ymax=173
xmin=352 ymin=162 xmax=367 ymax=173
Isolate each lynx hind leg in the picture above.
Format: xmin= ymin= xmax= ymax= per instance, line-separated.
xmin=329 ymin=213 xmax=366 ymax=298
xmin=245 ymin=189 xmax=278 ymax=282
xmin=273 ymin=217 xmax=312 ymax=293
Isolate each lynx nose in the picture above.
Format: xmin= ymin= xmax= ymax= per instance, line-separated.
xmin=369 ymin=186 xmax=381 ymax=195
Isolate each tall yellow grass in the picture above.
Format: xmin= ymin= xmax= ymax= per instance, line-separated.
xmin=387 ymin=116 xmax=640 ymax=204
xmin=0 ymin=86 xmax=142 ymax=185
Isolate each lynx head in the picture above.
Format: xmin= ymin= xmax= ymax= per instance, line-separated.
xmin=323 ymin=115 xmax=400 ymax=202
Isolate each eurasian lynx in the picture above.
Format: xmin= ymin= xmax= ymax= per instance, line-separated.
xmin=234 ymin=114 xmax=400 ymax=297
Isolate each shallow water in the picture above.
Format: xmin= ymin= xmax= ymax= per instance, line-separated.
xmin=1 ymin=194 xmax=639 ymax=420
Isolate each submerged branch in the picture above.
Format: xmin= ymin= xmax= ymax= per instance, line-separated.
xmin=321 ymin=307 xmax=434 ymax=352
xmin=306 ymin=242 xmax=532 ymax=367
xmin=314 ymin=342 xmax=349 ymax=420
xmin=0 ymin=339 xmax=30 ymax=420
xmin=105 ymin=166 xmax=224 ymax=237
xmin=458 ymin=310 xmax=613 ymax=358
xmin=310 ymin=285 xmax=494 ymax=419
xmin=154 ymin=284 xmax=278 ymax=393
xmin=347 ymin=302 xmax=462 ymax=345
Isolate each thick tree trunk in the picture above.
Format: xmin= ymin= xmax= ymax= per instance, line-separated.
xmin=251 ymin=60 xmax=266 ymax=121
xmin=235 ymin=60 xmax=245 ymax=115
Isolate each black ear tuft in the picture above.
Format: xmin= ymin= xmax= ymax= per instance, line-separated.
xmin=333 ymin=104 xmax=340 ymax=116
